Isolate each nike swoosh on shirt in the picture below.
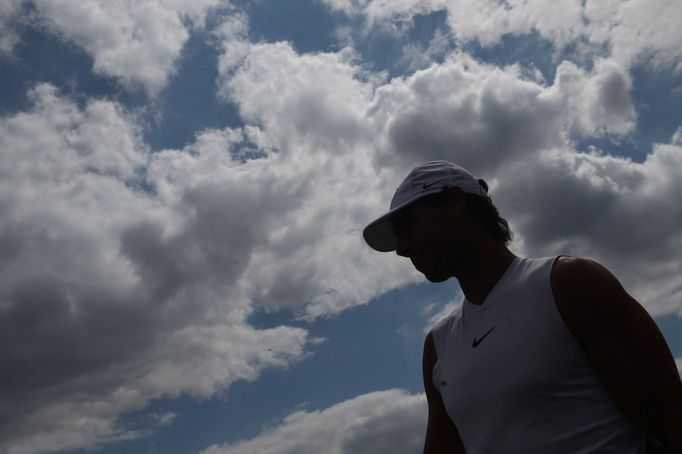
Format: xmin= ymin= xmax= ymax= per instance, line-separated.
xmin=472 ymin=326 xmax=495 ymax=348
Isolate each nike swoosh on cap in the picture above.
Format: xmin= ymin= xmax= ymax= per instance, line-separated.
xmin=422 ymin=179 xmax=446 ymax=189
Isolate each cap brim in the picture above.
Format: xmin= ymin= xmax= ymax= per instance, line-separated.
xmin=363 ymin=195 xmax=426 ymax=252
xmin=363 ymin=211 xmax=397 ymax=252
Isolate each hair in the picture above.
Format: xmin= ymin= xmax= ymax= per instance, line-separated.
xmin=422 ymin=180 xmax=513 ymax=246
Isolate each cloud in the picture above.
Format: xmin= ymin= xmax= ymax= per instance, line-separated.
xmin=397 ymin=27 xmax=451 ymax=72
xmin=217 ymin=39 xmax=372 ymax=152
xmin=549 ymin=58 xmax=637 ymax=137
xmin=495 ymin=140 xmax=682 ymax=315
xmin=212 ymin=25 xmax=673 ymax=323
xmin=200 ymin=389 xmax=427 ymax=454
xmin=425 ymin=296 xmax=463 ymax=333
xmin=586 ymin=0 xmax=682 ymax=72
xmin=3 ymin=9 xmax=681 ymax=452
xmin=23 ymin=0 xmax=228 ymax=94
xmin=0 ymin=0 xmax=23 ymax=55
xmin=672 ymin=127 xmax=682 ymax=146
xmin=0 ymin=84 xmax=310 ymax=453
xmin=216 ymin=35 xmax=422 ymax=319
xmin=322 ymin=0 xmax=444 ymax=27
xmin=320 ymin=0 xmax=682 ymax=72
xmin=369 ymin=53 xmax=635 ymax=173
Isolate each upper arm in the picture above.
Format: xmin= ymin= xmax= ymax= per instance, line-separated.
xmin=422 ymin=331 xmax=466 ymax=454
xmin=550 ymin=257 xmax=682 ymax=436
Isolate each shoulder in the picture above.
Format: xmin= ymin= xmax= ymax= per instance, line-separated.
xmin=550 ymin=256 xmax=630 ymax=339
xmin=422 ymin=330 xmax=437 ymax=380
xmin=423 ymin=330 xmax=436 ymax=359
xmin=550 ymin=255 xmax=625 ymax=302
xmin=551 ymin=255 xmax=610 ymax=279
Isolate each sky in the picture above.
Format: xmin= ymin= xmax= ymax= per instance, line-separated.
xmin=1 ymin=0 xmax=682 ymax=453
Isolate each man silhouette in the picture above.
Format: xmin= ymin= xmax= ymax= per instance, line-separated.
xmin=363 ymin=160 xmax=681 ymax=453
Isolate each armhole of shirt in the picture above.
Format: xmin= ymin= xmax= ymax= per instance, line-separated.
xmin=430 ymin=307 xmax=459 ymax=394
xmin=431 ymin=320 xmax=444 ymax=394
xmin=546 ymin=254 xmax=584 ymax=349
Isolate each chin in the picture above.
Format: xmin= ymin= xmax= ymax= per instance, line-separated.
xmin=424 ymin=271 xmax=449 ymax=283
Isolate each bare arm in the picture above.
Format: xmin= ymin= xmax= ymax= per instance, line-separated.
xmin=551 ymin=257 xmax=682 ymax=453
xmin=423 ymin=330 xmax=466 ymax=454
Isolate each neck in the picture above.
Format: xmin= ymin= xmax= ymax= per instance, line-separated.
xmin=455 ymin=239 xmax=517 ymax=305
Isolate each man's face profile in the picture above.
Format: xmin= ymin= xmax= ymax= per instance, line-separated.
xmin=390 ymin=196 xmax=460 ymax=282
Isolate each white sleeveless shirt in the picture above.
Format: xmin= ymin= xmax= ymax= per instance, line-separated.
xmin=431 ymin=256 xmax=645 ymax=453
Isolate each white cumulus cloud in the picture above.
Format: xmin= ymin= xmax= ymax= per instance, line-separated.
xmin=4 ymin=7 xmax=682 ymax=452
xmin=200 ymin=389 xmax=427 ymax=454
xmin=495 ymin=141 xmax=682 ymax=315
xmin=0 ymin=85 xmax=310 ymax=453
xmin=320 ymin=0 xmax=682 ymax=72
xmin=216 ymin=35 xmax=422 ymax=319
xmin=23 ymin=0 xmax=229 ymax=94
xmin=212 ymin=26 xmax=678 ymax=320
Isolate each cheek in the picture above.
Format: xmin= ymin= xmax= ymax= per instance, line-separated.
xmin=425 ymin=226 xmax=459 ymax=258
xmin=425 ymin=223 xmax=450 ymax=245
xmin=411 ymin=214 xmax=451 ymax=251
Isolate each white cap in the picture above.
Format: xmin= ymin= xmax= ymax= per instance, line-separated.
xmin=363 ymin=160 xmax=487 ymax=252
